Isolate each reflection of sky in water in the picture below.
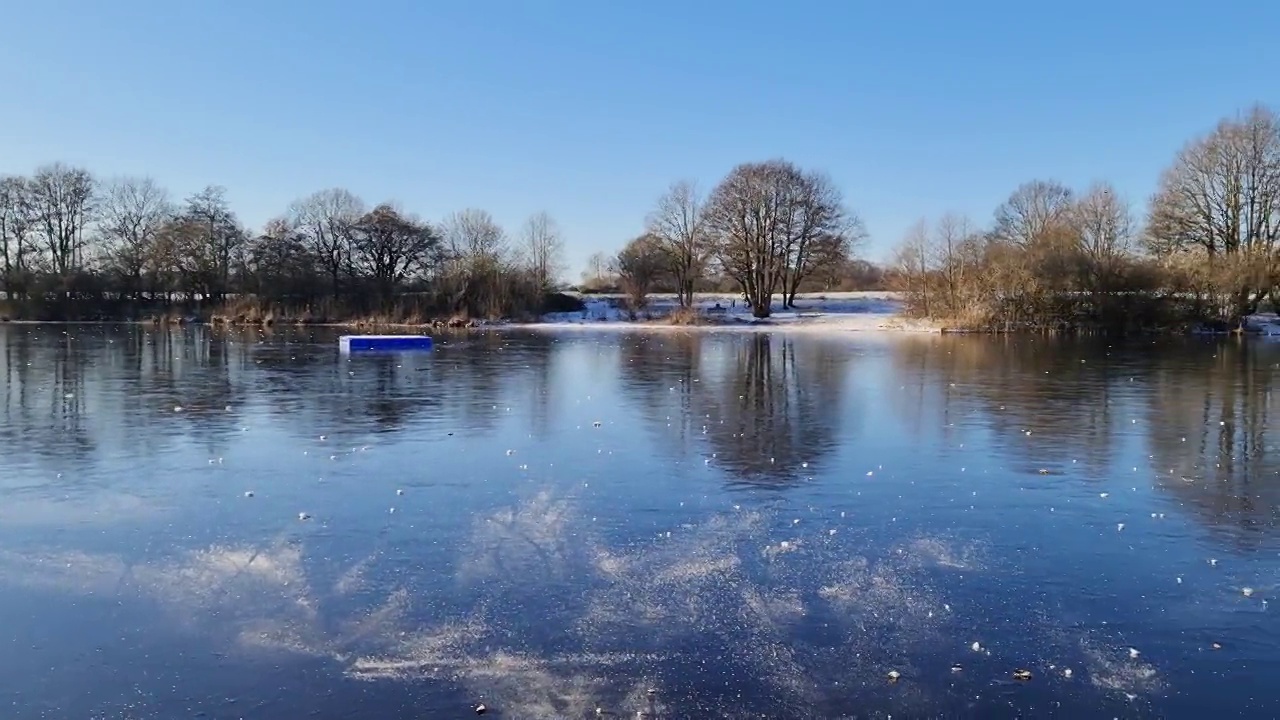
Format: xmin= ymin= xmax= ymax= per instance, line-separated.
xmin=0 ymin=326 xmax=1278 ymax=717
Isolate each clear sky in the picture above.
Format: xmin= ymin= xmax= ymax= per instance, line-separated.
xmin=2 ymin=0 xmax=1276 ymax=278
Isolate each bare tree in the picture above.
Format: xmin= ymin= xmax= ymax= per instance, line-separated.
xmin=27 ymin=163 xmax=95 ymax=276
xmin=437 ymin=209 xmax=508 ymax=310
xmin=781 ymin=170 xmax=861 ymax=308
xmin=1070 ymin=182 xmax=1133 ymax=294
xmin=183 ymin=186 xmax=245 ymax=302
xmin=289 ymin=188 xmax=364 ymax=299
xmin=97 ymin=177 xmax=173 ymax=299
xmin=704 ymin=160 xmax=793 ymax=318
xmin=992 ymin=179 xmax=1075 ymax=249
xmin=582 ymin=251 xmax=612 ymax=290
xmin=612 ymin=234 xmax=666 ymax=310
xmin=246 ymin=217 xmax=315 ymax=301
xmin=704 ymin=159 xmax=844 ymax=318
xmin=893 ymin=219 xmax=933 ymax=316
xmin=784 ymin=229 xmax=860 ymax=306
xmin=350 ymin=204 xmax=440 ymax=301
xmin=0 ymin=176 xmax=37 ymax=293
xmin=519 ymin=211 xmax=564 ymax=293
xmin=149 ymin=214 xmax=204 ymax=299
xmin=932 ymin=213 xmax=975 ymax=314
xmin=646 ymin=180 xmax=707 ymax=307
xmin=440 ymin=208 xmax=507 ymax=266
xmin=1147 ymin=104 xmax=1280 ymax=321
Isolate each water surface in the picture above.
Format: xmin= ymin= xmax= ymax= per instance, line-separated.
xmin=1 ymin=324 xmax=1277 ymax=718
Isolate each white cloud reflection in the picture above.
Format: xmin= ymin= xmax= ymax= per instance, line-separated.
xmin=0 ymin=492 xmax=1167 ymax=717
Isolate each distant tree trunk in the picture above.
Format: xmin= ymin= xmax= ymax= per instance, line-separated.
xmin=646 ymin=181 xmax=708 ymax=309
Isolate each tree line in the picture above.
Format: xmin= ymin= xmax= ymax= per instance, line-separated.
xmin=0 ymin=171 xmax=570 ymax=322
xmin=11 ymin=101 xmax=1268 ymax=330
xmin=889 ymin=103 xmax=1280 ymax=332
xmin=581 ymin=159 xmax=870 ymax=319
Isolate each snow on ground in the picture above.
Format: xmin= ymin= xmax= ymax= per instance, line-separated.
xmin=1194 ymin=313 xmax=1280 ymax=336
xmin=528 ymin=292 xmax=938 ymax=334
xmin=1242 ymin=314 xmax=1280 ymax=336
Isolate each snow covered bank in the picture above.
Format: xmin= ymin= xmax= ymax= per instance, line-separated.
xmin=1240 ymin=314 xmax=1280 ymax=336
xmin=513 ymin=292 xmax=941 ymax=334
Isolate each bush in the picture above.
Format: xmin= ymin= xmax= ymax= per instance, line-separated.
xmin=666 ymin=306 xmax=702 ymax=325
xmin=541 ymin=292 xmax=586 ymax=314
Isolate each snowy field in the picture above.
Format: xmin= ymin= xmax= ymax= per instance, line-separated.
xmin=528 ymin=291 xmax=939 ymax=334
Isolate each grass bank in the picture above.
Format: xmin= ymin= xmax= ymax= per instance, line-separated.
xmin=0 ymin=293 xmax=587 ymax=329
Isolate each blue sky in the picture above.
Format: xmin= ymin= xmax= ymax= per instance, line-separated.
xmin=2 ymin=0 xmax=1276 ymax=278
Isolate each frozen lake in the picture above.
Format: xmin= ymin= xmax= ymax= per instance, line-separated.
xmin=0 ymin=325 xmax=1277 ymax=718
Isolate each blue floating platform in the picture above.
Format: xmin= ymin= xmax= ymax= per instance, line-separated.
xmin=339 ymin=334 xmax=434 ymax=353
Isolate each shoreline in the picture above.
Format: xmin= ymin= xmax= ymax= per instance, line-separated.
xmin=0 ymin=311 xmax=943 ymax=334
xmin=499 ymin=315 xmax=943 ymax=335
xmin=4 ymin=307 xmax=1275 ymax=338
